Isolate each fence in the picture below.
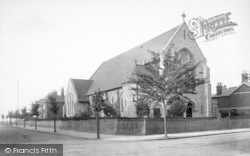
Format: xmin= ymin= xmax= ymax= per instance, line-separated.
xmin=20 ymin=117 xmax=250 ymax=135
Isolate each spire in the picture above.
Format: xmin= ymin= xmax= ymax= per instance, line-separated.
xmin=182 ymin=12 xmax=186 ymax=23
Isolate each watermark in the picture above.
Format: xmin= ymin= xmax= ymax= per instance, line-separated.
xmin=0 ymin=144 xmax=63 ymax=156
xmin=188 ymin=12 xmax=237 ymax=41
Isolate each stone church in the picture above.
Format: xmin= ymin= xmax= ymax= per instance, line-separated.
xmin=63 ymin=20 xmax=212 ymax=118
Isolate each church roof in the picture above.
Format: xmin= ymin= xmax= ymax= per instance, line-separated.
xmin=71 ymin=79 xmax=93 ymax=102
xmin=86 ymin=24 xmax=180 ymax=95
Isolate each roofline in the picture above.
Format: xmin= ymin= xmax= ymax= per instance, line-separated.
xmin=86 ymin=86 xmax=122 ymax=96
xmin=70 ymin=78 xmax=80 ymax=102
xmin=163 ymin=22 xmax=207 ymax=63
xmin=212 ymin=82 xmax=250 ymax=98
xmin=229 ymin=82 xmax=250 ymax=95
xmin=162 ymin=23 xmax=184 ymax=51
xmin=89 ymin=62 xmax=105 ymax=80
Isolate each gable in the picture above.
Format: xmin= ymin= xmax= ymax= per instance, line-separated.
xmin=65 ymin=79 xmax=78 ymax=105
xmin=86 ymin=25 xmax=180 ymax=95
xmin=233 ymin=84 xmax=250 ymax=93
xmin=163 ymin=22 xmax=206 ymax=64
xmin=72 ymin=79 xmax=93 ymax=102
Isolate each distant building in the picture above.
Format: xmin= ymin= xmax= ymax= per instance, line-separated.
xmin=212 ymin=71 xmax=250 ymax=117
xmin=64 ymin=20 xmax=212 ymax=118
xmin=38 ymin=88 xmax=65 ymax=119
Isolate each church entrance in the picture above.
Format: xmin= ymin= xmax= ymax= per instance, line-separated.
xmin=186 ymin=103 xmax=192 ymax=118
xmin=153 ymin=108 xmax=161 ymax=118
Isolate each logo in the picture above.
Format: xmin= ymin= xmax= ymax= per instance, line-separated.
xmin=5 ymin=148 xmax=11 ymax=154
xmin=188 ymin=12 xmax=237 ymax=41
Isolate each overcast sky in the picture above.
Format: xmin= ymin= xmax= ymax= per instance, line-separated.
xmin=0 ymin=0 xmax=249 ymax=116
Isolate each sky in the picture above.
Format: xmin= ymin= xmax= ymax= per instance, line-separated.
xmin=0 ymin=0 xmax=250 ymax=116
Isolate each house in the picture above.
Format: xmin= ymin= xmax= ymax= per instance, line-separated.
xmin=38 ymin=88 xmax=65 ymax=119
xmin=64 ymin=20 xmax=212 ymax=118
xmin=212 ymin=71 xmax=250 ymax=117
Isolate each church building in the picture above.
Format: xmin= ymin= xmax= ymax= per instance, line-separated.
xmin=64 ymin=19 xmax=212 ymax=118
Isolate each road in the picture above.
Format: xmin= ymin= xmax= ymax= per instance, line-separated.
xmin=1 ymin=124 xmax=250 ymax=156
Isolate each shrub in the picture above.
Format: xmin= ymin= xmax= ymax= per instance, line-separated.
xmin=78 ymin=111 xmax=90 ymax=120
xmin=136 ymin=101 xmax=150 ymax=118
xmin=103 ymin=105 xmax=117 ymax=117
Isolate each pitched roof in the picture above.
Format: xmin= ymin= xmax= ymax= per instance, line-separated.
xmin=56 ymin=96 xmax=65 ymax=103
xmin=213 ymin=82 xmax=250 ymax=98
xmin=86 ymin=25 xmax=180 ymax=95
xmin=71 ymin=79 xmax=93 ymax=102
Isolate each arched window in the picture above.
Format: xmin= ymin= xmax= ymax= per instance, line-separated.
xmin=67 ymin=94 xmax=74 ymax=116
xmin=178 ymin=48 xmax=195 ymax=64
xmin=186 ymin=103 xmax=193 ymax=118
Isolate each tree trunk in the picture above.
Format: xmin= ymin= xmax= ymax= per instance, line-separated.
xmin=24 ymin=119 xmax=26 ymax=128
xmin=162 ymin=103 xmax=168 ymax=137
xmin=16 ymin=118 xmax=17 ymax=127
xmin=54 ymin=116 xmax=56 ymax=133
xmin=35 ymin=118 xmax=37 ymax=130
xmin=96 ymin=113 xmax=100 ymax=139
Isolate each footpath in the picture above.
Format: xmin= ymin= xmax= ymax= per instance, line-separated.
xmin=10 ymin=124 xmax=250 ymax=141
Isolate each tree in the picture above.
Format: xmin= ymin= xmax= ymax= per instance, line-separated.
xmin=130 ymin=45 xmax=207 ymax=137
xmin=47 ymin=92 xmax=60 ymax=133
xmin=1 ymin=114 xmax=4 ymax=123
xmin=90 ymin=89 xmax=106 ymax=139
xmin=13 ymin=109 xmax=20 ymax=127
xmin=21 ymin=106 xmax=29 ymax=128
xmin=8 ymin=111 xmax=14 ymax=126
xmin=30 ymin=102 xmax=40 ymax=130
xmin=167 ymin=96 xmax=187 ymax=117
xmin=103 ymin=105 xmax=117 ymax=117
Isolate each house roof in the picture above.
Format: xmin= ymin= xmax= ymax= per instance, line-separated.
xmin=213 ymin=82 xmax=250 ymax=98
xmin=56 ymin=96 xmax=65 ymax=103
xmin=71 ymin=79 xmax=93 ymax=102
xmin=86 ymin=24 xmax=181 ymax=95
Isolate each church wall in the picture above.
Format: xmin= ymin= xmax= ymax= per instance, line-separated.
xmin=121 ymin=83 xmax=137 ymax=117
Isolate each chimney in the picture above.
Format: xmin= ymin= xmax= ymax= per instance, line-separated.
xmin=61 ymin=87 xmax=64 ymax=97
xmin=216 ymin=82 xmax=222 ymax=95
xmin=241 ymin=71 xmax=249 ymax=83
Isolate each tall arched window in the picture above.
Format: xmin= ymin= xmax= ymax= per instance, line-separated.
xmin=67 ymin=94 xmax=74 ymax=116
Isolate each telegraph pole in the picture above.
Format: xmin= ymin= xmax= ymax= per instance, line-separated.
xmin=17 ymin=80 xmax=19 ymax=109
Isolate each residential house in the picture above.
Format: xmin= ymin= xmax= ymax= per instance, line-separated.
xmin=212 ymin=71 xmax=250 ymax=117
xmin=64 ymin=20 xmax=212 ymax=118
xmin=38 ymin=88 xmax=65 ymax=119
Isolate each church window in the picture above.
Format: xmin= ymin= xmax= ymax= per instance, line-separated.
xmin=67 ymin=93 xmax=74 ymax=116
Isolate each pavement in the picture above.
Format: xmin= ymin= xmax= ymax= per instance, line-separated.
xmin=6 ymin=123 xmax=250 ymax=141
